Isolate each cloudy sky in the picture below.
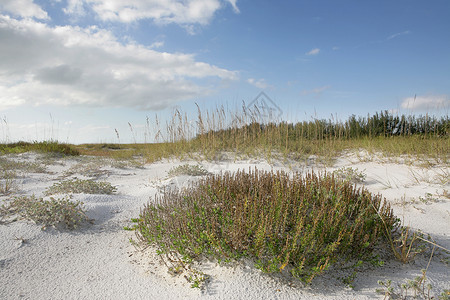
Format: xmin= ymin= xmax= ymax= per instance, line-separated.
xmin=0 ymin=0 xmax=449 ymax=143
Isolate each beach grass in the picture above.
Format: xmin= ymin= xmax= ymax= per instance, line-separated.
xmin=71 ymin=107 xmax=448 ymax=165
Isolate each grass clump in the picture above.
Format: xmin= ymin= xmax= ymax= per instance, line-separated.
xmin=0 ymin=195 xmax=89 ymax=229
xmin=0 ymin=170 xmax=17 ymax=195
xmin=44 ymin=178 xmax=117 ymax=195
xmin=167 ymin=164 xmax=209 ymax=177
xmin=134 ymin=168 xmax=397 ymax=285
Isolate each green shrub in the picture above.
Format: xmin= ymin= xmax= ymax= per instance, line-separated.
xmin=1 ymin=195 xmax=89 ymax=229
xmin=45 ymin=178 xmax=117 ymax=195
xmin=135 ymin=168 xmax=398 ymax=284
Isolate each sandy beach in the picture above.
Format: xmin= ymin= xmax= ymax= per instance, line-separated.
xmin=0 ymin=151 xmax=448 ymax=299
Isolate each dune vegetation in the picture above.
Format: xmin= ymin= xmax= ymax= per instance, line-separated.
xmin=1 ymin=106 xmax=448 ymax=296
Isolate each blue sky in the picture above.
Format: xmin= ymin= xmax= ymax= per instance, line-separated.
xmin=0 ymin=0 xmax=449 ymax=144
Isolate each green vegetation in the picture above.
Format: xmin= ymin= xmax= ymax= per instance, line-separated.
xmin=0 ymin=141 xmax=80 ymax=156
xmin=0 ymin=106 xmax=447 ymax=291
xmin=44 ymin=178 xmax=117 ymax=195
xmin=0 ymin=195 xmax=89 ymax=229
xmin=0 ymin=170 xmax=17 ymax=195
xmin=134 ymin=168 xmax=398 ymax=285
xmin=332 ymin=167 xmax=366 ymax=184
xmin=167 ymin=164 xmax=209 ymax=177
xmin=76 ymin=109 xmax=448 ymax=164
xmin=1 ymin=110 xmax=447 ymax=164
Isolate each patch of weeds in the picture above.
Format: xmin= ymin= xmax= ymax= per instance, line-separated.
xmin=0 ymin=170 xmax=18 ymax=195
xmin=340 ymin=260 xmax=364 ymax=288
xmin=186 ymin=269 xmax=209 ymax=289
xmin=44 ymin=178 xmax=117 ymax=195
xmin=384 ymin=223 xmax=427 ymax=264
xmin=433 ymin=169 xmax=449 ymax=186
xmin=437 ymin=189 xmax=449 ymax=199
xmin=376 ymin=234 xmax=450 ymax=300
xmin=167 ymin=164 xmax=209 ymax=177
xmin=332 ymin=167 xmax=366 ymax=183
xmin=63 ymin=159 xmax=110 ymax=178
xmin=418 ymin=193 xmax=440 ymax=204
xmin=0 ymin=156 xmax=47 ymax=173
xmin=377 ymin=270 xmax=449 ymax=300
xmin=110 ymin=158 xmax=145 ymax=169
xmin=0 ymin=195 xmax=90 ymax=229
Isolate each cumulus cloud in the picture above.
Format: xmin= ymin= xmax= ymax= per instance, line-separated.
xmin=0 ymin=15 xmax=238 ymax=111
xmin=0 ymin=0 xmax=49 ymax=20
xmin=63 ymin=0 xmax=240 ymax=25
xmin=247 ymin=78 xmax=268 ymax=89
xmin=306 ymin=48 xmax=320 ymax=55
xmin=401 ymin=95 xmax=449 ymax=111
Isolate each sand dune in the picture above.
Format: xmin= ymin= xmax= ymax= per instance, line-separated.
xmin=1 ymin=151 xmax=448 ymax=299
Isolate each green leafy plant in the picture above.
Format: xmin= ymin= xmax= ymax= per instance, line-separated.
xmin=377 ymin=270 xmax=449 ymax=300
xmin=332 ymin=167 xmax=366 ymax=183
xmin=134 ymin=168 xmax=397 ymax=286
xmin=44 ymin=178 xmax=117 ymax=195
xmin=0 ymin=195 xmax=90 ymax=229
xmin=167 ymin=164 xmax=209 ymax=177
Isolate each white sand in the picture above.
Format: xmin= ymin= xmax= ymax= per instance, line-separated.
xmin=0 ymin=151 xmax=448 ymax=299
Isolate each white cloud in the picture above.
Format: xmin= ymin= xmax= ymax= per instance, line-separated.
xmin=0 ymin=15 xmax=238 ymax=111
xmin=301 ymin=85 xmax=331 ymax=96
xmin=64 ymin=0 xmax=240 ymax=25
xmin=228 ymin=0 xmax=240 ymax=13
xmin=0 ymin=0 xmax=49 ymax=20
xmin=401 ymin=95 xmax=449 ymax=111
xmin=387 ymin=30 xmax=410 ymax=40
xmin=0 ymin=97 xmax=26 ymax=111
xmin=247 ymin=78 xmax=268 ymax=89
xmin=149 ymin=41 xmax=164 ymax=49
xmin=63 ymin=0 xmax=86 ymax=16
xmin=306 ymin=48 xmax=320 ymax=56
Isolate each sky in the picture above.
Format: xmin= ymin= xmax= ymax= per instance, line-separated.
xmin=0 ymin=0 xmax=449 ymax=144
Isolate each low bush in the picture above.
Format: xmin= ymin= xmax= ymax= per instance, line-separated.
xmin=45 ymin=178 xmax=117 ymax=195
xmin=1 ymin=195 xmax=89 ymax=229
xmin=134 ymin=168 xmax=398 ymax=284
